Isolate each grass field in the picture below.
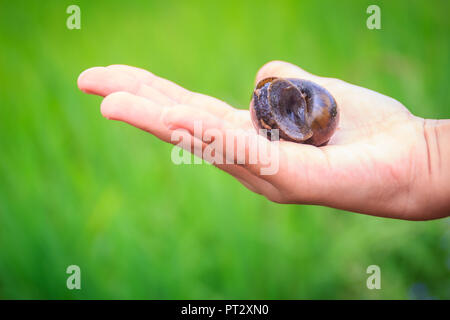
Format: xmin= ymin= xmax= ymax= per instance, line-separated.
xmin=0 ymin=0 xmax=448 ymax=299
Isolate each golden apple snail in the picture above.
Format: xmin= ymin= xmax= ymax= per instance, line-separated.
xmin=250 ymin=77 xmax=339 ymax=146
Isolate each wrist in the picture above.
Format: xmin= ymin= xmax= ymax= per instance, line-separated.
xmin=422 ymin=119 xmax=450 ymax=218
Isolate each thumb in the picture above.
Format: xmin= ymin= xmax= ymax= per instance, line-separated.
xmin=255 ymin=60 xmax=331 ymax=87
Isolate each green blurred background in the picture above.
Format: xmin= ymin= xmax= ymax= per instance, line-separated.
xmin=0 ymin=0 xmax=449 ymax=299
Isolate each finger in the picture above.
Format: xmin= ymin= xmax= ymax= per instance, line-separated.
xmin=100 ymin=91 xmax=173 ymax=142
xmin=78 ymin=67 xmax=140 ymax=96
xmin=254 ymin=60 xmax=334 ymax=88
xmin=162 ymin=105 xmax=282 ymax=197
xmin=78 ymin=65 xmax=236 ymax=118
xmin=101 ymin=92 xmax=219 ymax=165
xmin=106 ymin=65 xmax=235 ymax=118
xmin=106 ymin=64 xmax=189 ymax=101
xmin=168 ymin=117 xmax=279 ymax=197
xmin=137 ymin=84 xmax=176 ymax=106
xmin=162 ymin=104 xmax=283 ymax=181
xmin=78 ymin=67 xmax=175 ymax=106
xmin=101 ymin=91 xmax=278 ymax=196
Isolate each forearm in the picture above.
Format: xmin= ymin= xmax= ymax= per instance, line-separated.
xmin=423 ymin=119 xmax=450 ymax=217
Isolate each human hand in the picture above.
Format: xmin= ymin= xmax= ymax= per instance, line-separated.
xmin=78 ymin=61 xmax=450 ymax=220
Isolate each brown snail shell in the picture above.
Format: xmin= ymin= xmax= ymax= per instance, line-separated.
xmin=250 ymin=77 xmax=339 ymax=146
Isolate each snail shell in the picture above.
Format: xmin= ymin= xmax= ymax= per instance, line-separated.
xmin=250 ymin=77 xmax=339 ymax=146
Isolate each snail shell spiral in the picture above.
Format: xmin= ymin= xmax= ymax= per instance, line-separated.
xmin=250 ymin=77 xmax=339 ymax=146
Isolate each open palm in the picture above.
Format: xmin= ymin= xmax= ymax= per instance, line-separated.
xmin=78 ymin=60 xmax=436 ymax=220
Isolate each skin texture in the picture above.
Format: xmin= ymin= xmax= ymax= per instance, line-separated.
xmin=78 ymin=60 xmax=450 ymax=220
